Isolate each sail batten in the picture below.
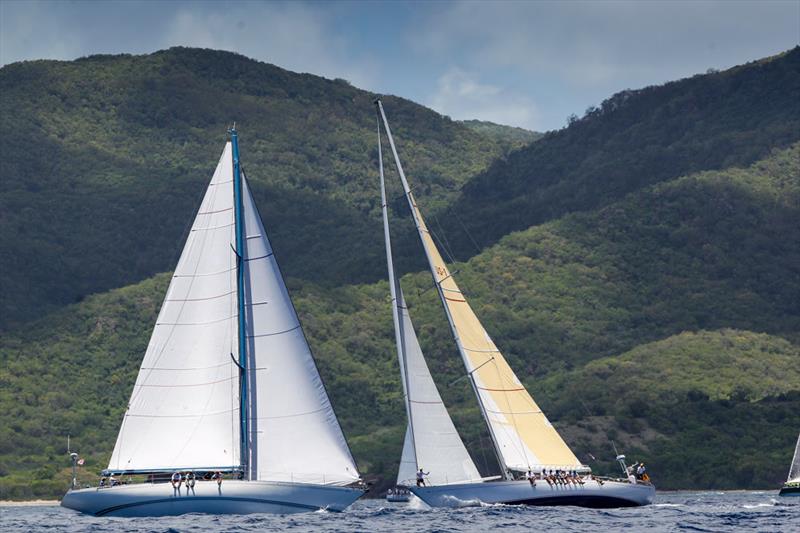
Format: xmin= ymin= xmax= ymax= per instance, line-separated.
xmin=377 ymin=101 xmax=582 ymax=475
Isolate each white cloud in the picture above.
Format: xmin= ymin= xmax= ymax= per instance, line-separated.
xmin=162 ymin=3 xmax=377 ymax=89
xmin=414 ymin=0 xmax=799 ymax=87
xmin=428 ymin=67 xmax=539 ymax=130
xmin=0 ymin=1 xmax=83 ymax=65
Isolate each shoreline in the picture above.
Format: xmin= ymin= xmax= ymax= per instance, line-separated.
xmin=0 ymin=500 xmax=60 ymax=507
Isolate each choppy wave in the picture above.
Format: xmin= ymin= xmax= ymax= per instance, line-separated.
xmin=2 ymin=491 xmax=798 ymax=533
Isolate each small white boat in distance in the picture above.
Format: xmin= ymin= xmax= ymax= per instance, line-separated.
xmin=779 ymin=432 xmax=800 ymax=497
xmin=375 ymin=100 xmax=654 ymax=509
xmin=62 ymin=129 xmax=363 ymax=516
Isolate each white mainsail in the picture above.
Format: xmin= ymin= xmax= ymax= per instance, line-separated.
xmin=109 ymin=138 xmax=359 ymax=487
xmin=379 ymin=125 xmax=481 ymax=487
xmin=240 ymin=175 xmax=359 ymax=486
xmin=109 ymin=143 xmax=240 ymax=473
xmin=378 ymin=102 xmax=583 ymax=475
xmin=788 ymin=433 xmax=800 ymax=482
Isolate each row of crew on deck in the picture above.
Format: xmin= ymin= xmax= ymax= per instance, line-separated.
xmin=99 ymin=471 xmax=226 ymax=489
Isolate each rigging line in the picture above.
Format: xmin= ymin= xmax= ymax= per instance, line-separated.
xmin=431 ymin=213 xmax=459 ymax=265
xmin=446 ymin=204 xmax=483 ymax=255
xmin=448 ymin=357 xmax=495 ymax=387
xmin=415 ymin=268 xmax=460 ymax=298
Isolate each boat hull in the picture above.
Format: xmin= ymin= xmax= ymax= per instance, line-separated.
xmin=779 ymin=482 xmax=800 ymax=497
xmin=408 ymin=479 xmax=655 ymax=508
xmin=61 ymin=480 xmax=364 ymax=516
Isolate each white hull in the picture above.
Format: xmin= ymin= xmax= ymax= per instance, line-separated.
xmin=61 ymin=480 xmax=364 ymax=516
xmin=409 ymin=479 xmax=655 ymax=508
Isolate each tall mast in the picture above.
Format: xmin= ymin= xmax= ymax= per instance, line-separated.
xmin=230 ymin=126 xmax=249 ymax=478
xmin=376 ymin=100 xmax=511 ymax=480
xmin=376 ymin=104 xmax=419 ymax=472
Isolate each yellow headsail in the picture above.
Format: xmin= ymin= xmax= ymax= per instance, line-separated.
xmin=377 ymin=101 xmax=582 ymax=474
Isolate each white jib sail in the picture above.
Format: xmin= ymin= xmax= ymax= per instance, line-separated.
xmin=789 ymin=433 xmax=800 ymax=482
xmin=239 ymin=174 xmax=359 ymax=486
xmin=394 ymin=287 xmax=483 ymax=486
xmin=108 ymin=143 xmax=241 ymax=473
xmin=379 ymin=121 xmax=481 ymax=487
xmin=397 ymin=425 xmax=417 ymax=486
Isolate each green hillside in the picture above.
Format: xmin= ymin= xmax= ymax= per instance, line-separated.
xmin=1 ymin=142 xmax=797 ymax=498
xmin=4 ymin=47 xmax=798 ymax=333
xmin=459 ymin=119 xmax=542 ymax=147
xmin=0 ymin=47 xmax=517 ymax=330
xmin=441 ymin=47 xmax=800 ymax=257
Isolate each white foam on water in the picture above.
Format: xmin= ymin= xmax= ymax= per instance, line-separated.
xmin=406 ymin=495 xmax=430 ymax=511
xmin=742 ymin=502 xmax=774 ymax=509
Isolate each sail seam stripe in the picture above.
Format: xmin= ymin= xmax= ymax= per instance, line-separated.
xmin=135 ymin=376 xmax=235 ymax=388
xmin=157 ymin=314 xmax=236 ymax=326
xmin=478 ymin=386 xmax=526 ymax=392
xmin=197 ymin=207 xmax=234 ymax=215
xmin=486 ymin=409 xmax=543 ymax=414
xmin=444 ymin=296 xmax=467 ymax=302
xmin=173 ymin=266 xmax=236 ymax=278
xmin=125 ymin=409 xmax=238 ymax=418
xmin=165 ymin=290 xmax=235 ymax=302
xmin=191 ymin=222 xmax=235 ymax=232
xmin=245 ymin=252 xmax=274 ymax=262
xmin=250 ymin=406 xmax=327 ymax=420
xmin=141 ymin=361 xmax=231 ymax=371
xmin=207 ymin=179 xmax=234 ymax=186
xmin=246 ymin=324 xmax=301 ymax=338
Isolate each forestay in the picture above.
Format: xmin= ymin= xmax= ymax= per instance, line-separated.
xmin=377 ymin=102 xmax=583 ymax=474
xmin=239 ymin=174 xmax=359 ymax=486
xmin=108 ymin=143 xmax=241 ymax=473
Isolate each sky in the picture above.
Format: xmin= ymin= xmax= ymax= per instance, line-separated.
xmin=1 ymin=0 xmax=798 ymax=131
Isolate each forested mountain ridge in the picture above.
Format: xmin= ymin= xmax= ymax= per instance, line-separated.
xmin=2 ymin=141 xmax=797 ymax=498
xmin=4 ymin=47 xmax=797 ymax=332
xmin=438 ymin=46 xmax=800 ymax=257
xmin=0 ymin=47 xmax=521 ymax=330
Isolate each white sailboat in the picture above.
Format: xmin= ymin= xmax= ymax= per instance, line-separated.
xmin=376 ymin=100 xmax=655 ymax=508
xmin=779 ymin=433 xmax=800 ymax=496
xmin=61 ymin=129 xmax=363 ymax=516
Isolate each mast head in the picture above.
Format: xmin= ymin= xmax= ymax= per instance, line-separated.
xmin=228 ymin=122 xmax=238 ymax=137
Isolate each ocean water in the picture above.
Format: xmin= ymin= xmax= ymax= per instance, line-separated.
xmin=1 ymin=491 xmax=797 ymax=532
